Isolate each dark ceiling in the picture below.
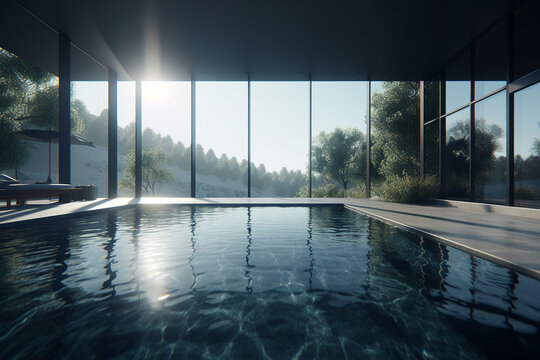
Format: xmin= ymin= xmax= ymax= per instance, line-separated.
xmin=0 ymin=0 xmax=521 ymax=81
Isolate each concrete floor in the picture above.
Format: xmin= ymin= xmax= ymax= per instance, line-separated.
xmin=1 ymin=197 xmax=539 ymax=279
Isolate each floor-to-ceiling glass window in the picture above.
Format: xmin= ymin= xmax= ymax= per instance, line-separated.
xmin=140 ymin=81 xmax=191 ymax=197
xmin=445 ymin=108 xmax=470 ymax=199
xmin=370 ymin=81 xmax=420 ymax=193
xmin=251 ymin=81 xmax=309 ymax=197
xmin=446 ymin=49 xmax=471 ymax=113
xmin=311 ymin=81 xmax=368 ymax=197
xmin=424 ymin=82 xmax=440 ymax=179
xmin=71 ymin=46 xmax=108 ymax=197
xmin=71 ymin=79 xmax=108 ymax=197
xmin=118 ymin=81 xmax=135 ymax=197
xmin=196 ymin=81 xmax=248 ymax=197
xmin=1 ymin=47 xmax=60 ymax=188
xmin=425 ymin=120 xmax=439 ymax=178
xmin=474 ymin=91 xmax=506 ymax=204
xmin=514 ymin=0 xmax=540 ymax=80
xmin=514 ymin=82 xmax=540 ymax=208
xmin=474 ymin=24 xmax=507 ymax=99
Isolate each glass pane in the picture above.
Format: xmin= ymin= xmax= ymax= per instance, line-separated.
xmin=475 ymin=23 xmax=507 ymax=99
xmin=446 ymin=49 xmax=471 ymax=113
xmin=72 ymin=81 xmax=108 ymax=198
xmin=474 ymin=91 xmax=506 ymax=204
xmin=425 ymin=120 xmax=439 ymax=178
xmin=196 ymin=81 xmax=248 ymax=197
xmin=446 ymin=82 xmax=470 ymax=113
xmin=475 ymin=82 xmax=506 ymax=99
xmin=140 ymin=81 xmax=191 ymax=196
xmin=251 ymin=81 xmax=309 ymax=197
xmin=118 ymin=81 xmax=135 ymax=197
xmin=425 ymin=81 xmax=439 ymax=123
xmin=371 ymin=81 xmax=420 ymax=192
xmin=1 ymin=47 xmax=59 ymax=189
xmin=445 ymin=107 xmax=470 ymax=199
xmin=514 ymin=82 xmax=540 ymax=208
xmin=514 ymin=0 xmax=540 ymax=79
xmin=71 ymin=44 xmax=109 ymax=197
xmin=312 ymin=81 xmax=368 ymax=197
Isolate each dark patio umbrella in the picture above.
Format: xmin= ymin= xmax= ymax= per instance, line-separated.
xmin=16 ymin=129 xmax=95 ymax=147
xmin=16 ymin=129 xmax=95 ymax=183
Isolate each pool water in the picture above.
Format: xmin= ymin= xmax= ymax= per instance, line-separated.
xmin=0 ymin=206 xmax=538 ymax=359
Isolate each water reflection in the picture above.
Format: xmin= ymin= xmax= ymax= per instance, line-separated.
xmin=306 ymin=207 xmax=314 ymax=290
xmin=0 ymin=206 xmax=538 ymax=359
xmin=102 ymin=212 xmax=117 ymax=295
xmin=245 ymin=207 xmax=253 ymax=293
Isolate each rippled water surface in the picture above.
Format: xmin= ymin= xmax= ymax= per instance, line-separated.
xmin=0 ymin=206 xmax=539 ymax=359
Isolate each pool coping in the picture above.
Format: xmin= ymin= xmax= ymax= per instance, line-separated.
xmin=1 ymin=197 xmax=539 ymax=280
xmin=344 ymin=204 xmax=540 ymax=280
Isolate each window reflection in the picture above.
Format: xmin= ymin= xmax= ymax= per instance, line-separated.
xmin=445 ymin=108 xmax=470 ymax=199
xmin=474 ymin=23 xmax=507 ymax=99
xmin=445 ymin=49 xmax=471 ymax=113
xmin=1 ymin=47 xmax=60 ymax=186
xmin=474 ymin=91 xmax=506 ymax=203
xmin=446 ymin=81 xmax=470 ymax=113
xmin=514 ymin=82 xmax=540 ymax=208
xmin=514 ymin=0 xmax=540 ymax=79
xmin=424 ymin=81 xmax=439 ymax=123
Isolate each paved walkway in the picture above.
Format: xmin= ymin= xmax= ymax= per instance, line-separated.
xmin=343 ymin=199 xmax=540 ymax=279
xmin=1 ymin=197 xmax=539 ymax=279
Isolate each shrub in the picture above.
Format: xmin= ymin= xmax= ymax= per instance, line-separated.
xmin=296 ymin=183 xmax=367 ymax=198
xmin=515 ymin=185 xmax=539 ymax=200
xmin=378 ymin=174 xmax=438 ymax=203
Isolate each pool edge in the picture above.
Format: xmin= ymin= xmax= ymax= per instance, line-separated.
xmin=344 ymin=204 xmax=540 ymax=281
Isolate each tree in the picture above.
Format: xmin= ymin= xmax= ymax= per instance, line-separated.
xmin=120 ymin=150 xmax=174 ymax=195
xmin=80 ymin=105 xmax=107 ymax=147
xmin=312 ymin=127 xmax=366 ymax=190
xmin=0 ymin=47 xmax=84 ymax=172
xmin=444 ymin=117 xmax=505 ymax=197
xmin=370 ymin=81 xmax=420 ymax=180
xmin=1 ymin=48 xmax=52 ymax=171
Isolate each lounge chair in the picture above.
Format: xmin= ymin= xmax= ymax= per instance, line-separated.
xmin=0 ymin=175 xmax=97 ymax=207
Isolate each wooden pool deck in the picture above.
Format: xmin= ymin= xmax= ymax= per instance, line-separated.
xmin=1 ymin=197 xmax=539 ymax=280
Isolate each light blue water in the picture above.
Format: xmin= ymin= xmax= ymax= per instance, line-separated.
xmin=0 ymin=206 xmax=538 ymax=359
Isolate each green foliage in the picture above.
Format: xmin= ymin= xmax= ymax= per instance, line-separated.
xmin=78 ymin=101 xmax=107 ymax=146
xmin=0 ymin=48 xmax=51 ymax=171
xmin=377 ymin=174 xmax=438 ymax=203
xmin=515 ymin=185 xmax=539 ymax=200
xmin=124 ymin=125 xmax=308 ymax=196
xmin=444 ymin=117 xmax=505 ymax=197
xmin=0 ymin=47 xmax=84 ymax=172
xmin=371 ymin=82 xmax=420 ymax=180
xmin=369 ymin=82 xmax=436 ymax=204
xmin=296 ymin=183 xmax=367 ymax=198
xmin=0 ymin=119 xmax=30 ymax=170
xmin=120 ymin=150 xmax=174 ymax=195
xmin=312 ymin=127 xmax=366 ymax=190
